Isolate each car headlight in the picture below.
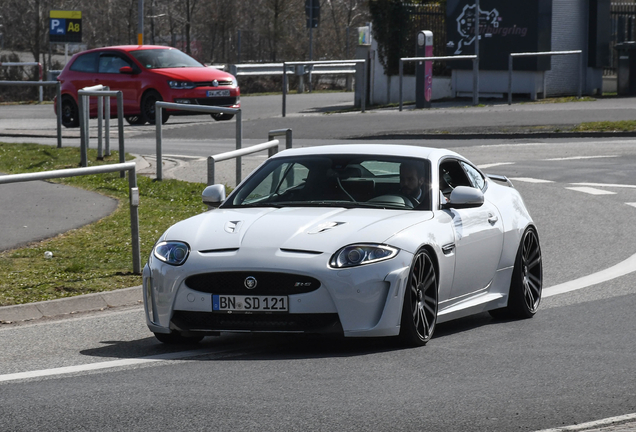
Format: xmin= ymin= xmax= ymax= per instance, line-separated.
xmin=153 ymin=241 xmax=190 ymax=266
xmin=329 ymin=244 xmax=399 ymax=268
xmin=168 ymin=80 xmax=195 ymax=89
xmin=231 ymin=77 xmax=238 ymax=87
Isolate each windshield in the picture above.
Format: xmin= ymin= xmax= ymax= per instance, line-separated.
xmin=222 ymin=154 xmax=432 ymax=210
xmin=129 ymin=48 xmax=203 ymax=69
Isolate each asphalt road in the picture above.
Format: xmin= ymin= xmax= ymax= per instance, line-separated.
xmin=1 ymin=95 xmax=636 ymax=431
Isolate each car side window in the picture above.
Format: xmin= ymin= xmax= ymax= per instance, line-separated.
xmin=460 ymin=161 xmax=485 ymax=190
xmin=439 ymin=160 xmax=472 ymax=199
xmin=70 ymin=52 xmax=99 ymax=73
xmin=98 ymin=54 xmax=132 ymax=74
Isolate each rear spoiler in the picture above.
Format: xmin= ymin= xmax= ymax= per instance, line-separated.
xmin=487 ymin=174 xmax=514 ymax=188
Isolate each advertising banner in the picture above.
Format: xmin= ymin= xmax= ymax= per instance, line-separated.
xmin=446 ymin=0 xmax=551 ymax=71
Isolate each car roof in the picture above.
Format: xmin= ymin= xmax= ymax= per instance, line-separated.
xmin=75 ymin=45 xmax=179 ymax=54
xmin=271 ymin=144 xmax=461 ymax=164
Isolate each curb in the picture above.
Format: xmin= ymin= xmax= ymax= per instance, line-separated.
xmin=350 ymin=131 xmax=636 ymax=141
xmin=0 ymin=286 xmax=143 ymax=323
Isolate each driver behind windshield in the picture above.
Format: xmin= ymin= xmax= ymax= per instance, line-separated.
xmin=399 ymin=161 xmax=426 ymax=205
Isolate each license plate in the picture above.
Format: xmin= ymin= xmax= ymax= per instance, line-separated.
xmin=207 ymin=90 xmax=230 ymax=97
xmin=213 ymin=295 xmax=288 ymax=312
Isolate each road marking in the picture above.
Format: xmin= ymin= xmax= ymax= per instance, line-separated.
xmin=543 ymin=155 xmax=618 ymax=161
xmin=572 ymin=182 xmax=636 ymax=189
xmin=0 ymin=348 xmax=219 ymax=383
xmin=509 ymin=177 xmax=554 ymax=184
xmin=477 ymin=162 xmax=515 ymax=169
xmin=533 ymin=412 xmax=636 ymax=432
xmin=565 ymin=186 xmax=616 ymax=195
xmin=627 ymin=203 xmax=636 ymax=208
xmin=544 ymin=252 xmax=636 ymax=298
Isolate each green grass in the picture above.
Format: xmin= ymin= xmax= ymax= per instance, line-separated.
xmin=0 ymin=142 xmax=216 ymax=306
xmin=573 ymin=120 xmax=636 ymax=132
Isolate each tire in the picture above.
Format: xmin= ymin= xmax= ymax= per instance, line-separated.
xmin=61 ymin=96 xmax=79 ymax=128
xmin=399 ymin=249 xmax=438 ymax=347
xmin=211 ymin=113 xmax=234 ymax=121
xmin=154 ymin=331 xmax=204 ymax=344
xmin=125 ymin=115 xmax=145 ymax=125
xmin=490 ymin=227 xmax=543 ymax=320
xmin=139 ymin=90 xmax=166 ymax=125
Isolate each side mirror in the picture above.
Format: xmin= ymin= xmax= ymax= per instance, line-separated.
xmin=442 ymin=186 xmax=484 ymax=209
xmin=202 ymin=184 xmax=226 ymax=210
xmin=119 ymin=66 xmax=134 ymax=74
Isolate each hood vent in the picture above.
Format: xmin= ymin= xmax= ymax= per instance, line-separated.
xmin=279 ymin=248 xmax=323 ymax=255
xmin=308 ymin=221 xmax=345 ymax=234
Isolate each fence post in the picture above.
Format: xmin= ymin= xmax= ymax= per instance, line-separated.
xmin=117 ymin=92 xmax=125 ymax=178
xmin=235 ymin=109 xmax=243 ymax=186
xmin=578 ymin=51 xmax=583 ymax=98
xmin=127 ymin=168 xmax=141 ymax=274
xmin=156 ymin=105 xmax=163 ymax=181
xmin=399 ymin=59 xmax=404 ymax=112
xmin=508 ymin=55 xmax=513 ymax=105
xmin=362 ymin=59 xmax=367 ymax=113
xmin=105 ymin=95 xmax=110 ymax=156
xmin=207 ymin=156 xmax=216 ymax=186
xmin=78 ymin=94 xmax=87 ymax=167
xmin=282 ymin=62 xmax=287 ymax=117
xmin=97 ymin=95 xmax=104 ymax=160
xmin=56 ymin=82 xmax=62 ymax=148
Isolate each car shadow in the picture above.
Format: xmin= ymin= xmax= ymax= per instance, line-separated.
xmin=81 ymin=312 xmax=503 ymax=361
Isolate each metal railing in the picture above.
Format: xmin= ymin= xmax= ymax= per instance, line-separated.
xmin=0 ymin=62 xmax=44 ymax=102
xmin=268 ymin=128 xmax=293 ymax=149
xmin=206 ymin=128 xmax=293 ymax=186
xmin=229 ymin=62 xmax=357 ymax=77
xmin=155 ymin=102 xmax=242 ymax=183
xmin=0 ymin=80 xmax=62 ymax=147
xmin=282 ymin=60 xmax=367 ymax=117
xmin=508 ymin=50 xmax=583 ymax=104
xmin=207 ymin=139 xmax=279 ymax=186
xmin=399 ymin=55 xmax=478 ymax=111
xmin=0 ymin=162 xmax=141 ymax=274
xmin=78 ymin=85 xmax=125 ymax=174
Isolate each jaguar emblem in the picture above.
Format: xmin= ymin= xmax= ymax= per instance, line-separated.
xmin=244 ymin=276 xmax=257 ymax=289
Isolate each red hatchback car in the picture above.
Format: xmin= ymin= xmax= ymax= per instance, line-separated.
xmin=56 ymin=45 xmax=240 ymax=127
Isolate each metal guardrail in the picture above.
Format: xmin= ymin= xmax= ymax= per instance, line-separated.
xmin=0 ymin=62 xmax=44 ymax=102
xmin=206 ymin=128 xmax=293 ymax=186
xmin=282 ymin=60 xmax=367 ymax=117
xmin=229 ymin=62 xmax=356 ymax=77
xmin=207 ymin=139 xmax=279 ymax=186
xmin=508 ymin=50 xmax=583 ymax=104
xmin=268 ymin=128 xmax=293 ymax=150
xmin=398 ymin=55 xmax=478 ymax=111
xmin=0 ymin=162 xmax=141 ymax=274
xmin=78 ymin=85 xmax=125 ymax=175
xmin=155 ymin=102 xmax=242 ymax=184
xmin=0 ymin=81 xmax=63 ymax=148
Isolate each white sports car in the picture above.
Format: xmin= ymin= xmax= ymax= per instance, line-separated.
xmin=143 ymin=144 xmax=542 ymax=346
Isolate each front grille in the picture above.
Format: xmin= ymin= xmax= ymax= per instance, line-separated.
xmin=194 ymin=97 xmax=237 ymax=106
xmin=185 ymin=271 xmax=320 ymax=295
xmin=194 ymin=80 xmax=233 ymax=87
xmin=172 ymin=311 xmax=342 ymax=333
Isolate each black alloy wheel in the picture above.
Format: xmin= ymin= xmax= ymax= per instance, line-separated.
xmin=139 ymin=90 xmax=168 ymax=125
xmin=490 ymin=227 xmax=543 ymax=319
xmin=125 ymin=115 xmax=145 ymax=125
xmin=61 ymin=96 xmax=79 ymax=128
xmin=400 ymin=249 xmax=438 ymax=346
xmin=211 ymin=113 xmax=234 ymax=121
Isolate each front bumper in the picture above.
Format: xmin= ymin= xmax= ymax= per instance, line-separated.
xmin=143 ymin=249 xmax=413 ymax=338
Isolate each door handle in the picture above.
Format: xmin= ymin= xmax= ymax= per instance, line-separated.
xmin=487 ymin=214 xmax=498 ymax=224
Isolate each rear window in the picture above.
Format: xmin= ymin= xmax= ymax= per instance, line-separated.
xmin=70 ymin=52 xmax=99 ymax=73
